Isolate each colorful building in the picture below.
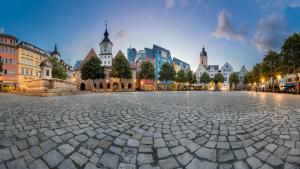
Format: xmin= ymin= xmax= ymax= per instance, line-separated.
xmin=172 ymin=57 xmax=190 ymax=73
xmin=0 ymin=34 xmax=18 ymax=90
xmin=17 ymin=41 xmax=49 ymax=89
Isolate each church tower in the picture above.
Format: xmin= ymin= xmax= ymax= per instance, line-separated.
xmin=200 ymin=45 xmax=207 ymax=68
xmin=99 ymin=21 xmax=113 ymax=66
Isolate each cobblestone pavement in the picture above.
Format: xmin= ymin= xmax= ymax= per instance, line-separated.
xmin=0 ymin=92 xmax=300 ymax=169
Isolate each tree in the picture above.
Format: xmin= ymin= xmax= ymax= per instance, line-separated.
xmin=112 ymin=51 xmax=132 ymax=80
xmin=138 ymin=61 xmax=155 ymax=84
xmin=81 ymin=56 xmax=105 ymax=91
xmin=200 ymin=72 xmax=210 ymax=84
xmin=186 ymin=70 xmax=194 ymax=84
xmin=0 ymin=57 xmax=3 ymax=75
xmin=175 ymin=70 xmax=187 ymax=90
xmin=49 ymin=57 xmax=68 ymax=80
xmin=158 ymin=63 xmax=176 ymax=90
xmin=261 ymin=50 xmax=281 ymax=92
xmin=213 ymin=73 xmax=224 ymax=90
xmin=281 ymin=32 xmax=300 ymax=94
xmin=252 ymin=63 xmax=262 ymax=84
xmin=244 ymin=71 xmax=253 ymax=84
xmin=229 ymin=72 xmax=240 ymax=90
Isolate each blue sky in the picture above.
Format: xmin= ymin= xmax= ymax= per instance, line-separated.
xmin=1 ymin=0 xmax=299 ymax=71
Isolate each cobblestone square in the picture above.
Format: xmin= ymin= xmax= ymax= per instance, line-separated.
xmin=0 ymin=92 xmax=300 ymax=169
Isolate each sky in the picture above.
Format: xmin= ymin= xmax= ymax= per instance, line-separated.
xmin=0 ymin=0 xmax=299 ymax=71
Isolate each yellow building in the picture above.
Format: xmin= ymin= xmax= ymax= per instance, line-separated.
xmin=17 ymin=41 xmax=48 ymax=89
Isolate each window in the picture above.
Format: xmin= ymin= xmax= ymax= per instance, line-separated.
xmin=46 ymin=70 xmax=49 ymax=76
xmin=21 ymin=68 xmax=24 ymax=75
xmin=104 ymin=61 xmax=106 ymax=64
xmin=36 ymin=71 xmax=38 ymax=77
xmin=26 ymin=69 xmax=28 ymax=75
xmin=30 ymin=70 xmax=33 ymax=76
xmin=108 ymin=61 xmax=110 ymax=64
xmin=4 ymin=69 xmax=7 ymax=74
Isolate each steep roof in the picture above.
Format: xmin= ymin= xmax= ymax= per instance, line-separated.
xmin=74 ymin=48 xmax=98 ymax=71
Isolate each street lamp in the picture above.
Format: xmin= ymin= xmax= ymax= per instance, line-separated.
xmin=277 ymin=75 xmax=281 ymax=80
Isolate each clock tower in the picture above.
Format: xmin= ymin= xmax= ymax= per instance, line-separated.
xmin=99 ymin=22 xmax=113 ymax=66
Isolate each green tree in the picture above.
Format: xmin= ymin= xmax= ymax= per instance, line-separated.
xmin=281 ymin=32 xmax=300 ymax=94
xmin=138 ymin=61 xmax=155 ymax=84
xmin=261 ymin=50 xmax=281 ymax=92
xmin=244 ymin=71 xmax=253 ymax=84
xmin=186 ymin=70 xmax=194 ymax=84
xmin=112 ymin=51 xmax=132 ymax=80
xmin=229 ymin=72 xmax=240 ymax=90
xmin=158 ymin=63 xmax=176 ymax=90
xmin=175 ymin=70 xmax=187 ymax=90
xmin=213 ymin=73 xmax=224 ymax=90
xmin=49 ymin=57 xmax=68 ymax=80
xmin=252 ymin=63 xmax=262 ymax=84
xmin=200 ymin=72 xmax=210 ymax=84
xmin=81 ymin=56 xmax=105 ymax=91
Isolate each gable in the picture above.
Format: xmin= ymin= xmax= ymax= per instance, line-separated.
xmin=75 ymin=48 xmax=98 ymax=71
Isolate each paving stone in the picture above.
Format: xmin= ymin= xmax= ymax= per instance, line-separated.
xmin=195 ymin=147 xmax=216 ymax=162
xmin=246 ymin=157 xmax=263 ymax=169
xmin=0 ymin=148 xmax=13 ymax=161
xmin=1 ymin=92 xmax=300 ymax=169
xmin=6 ymin=158 xmax=27 ymax=169
xmin=137 ymin=153 xmax=154 ymax=165
xmin=57 ymin=159 xmax=77 ymax=169
xmin=170 ymin=146 xmax=186 ymax=155
xmin=84 ymin=162 xmax=99 ymax=169
xmin=266 ymin=155 xmax=284 ymax=166
xmin=29 ymin=159 xmax=49 ymax=169
xmin=42 ymin=149 xmax=64 ymax=168
xmin=100 ymin=152 xmax=120 ymax=169
xmin=176 ymin=152 xmax=193 ymax=166
xmin=157 ymin=148 xmax=171 ymax=158
xmin=233 ymin=161 xmax=250 ymax=169
xmin=186 ymin=158 xmax=217 ymax=169
xmin=29 ymin=146 xmax=43 ymax=158
xmin=127 ymin=139 xmax=140 ymax=147
xmin=159 ymin=157 xmax=179 ymax=169
xmin=70 ymin=152 xmax=89 ymax=167
xmin=58 ymin=144 xmax=74 ymax=156
xmin=118 ymin=163 xmax=136 ymax=169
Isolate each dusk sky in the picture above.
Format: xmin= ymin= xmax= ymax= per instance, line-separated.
xmin=1 ymin=0 xmax=300 ymax=71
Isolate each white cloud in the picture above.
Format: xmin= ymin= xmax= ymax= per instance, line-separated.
xmin=254 ymin=13 xmax=288 ymax=51
xmin=212 ymin=10 xmax=246 ymax=42
xmin=0 ymin=27 xmax=4 ymax=34
xmin=257 ymin=0 xmax=300 ymax=9
xmin=165 ymin=0 xmax=189 ymax=9
xmin=115 ymin=30 xmax=127 ymax=39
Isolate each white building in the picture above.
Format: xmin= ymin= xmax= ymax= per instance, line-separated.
xmin=99 ymin=24 xmax=113 ymax=66
xmin=221 ymin=62 xmax=234 ymax=90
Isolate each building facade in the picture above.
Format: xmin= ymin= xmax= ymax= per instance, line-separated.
xmin=172 ymin=57 xmax=190 ymax=73
xmin=221 ymin=62 xmax=234 ymax=90
xmin=127 ymin=47 xmax=137 ymax=66
xmin=99 ymin=24 xmax=113 ymax=66
xmin=0 ymin=34 xmax=18 ymax=89
xmin=196 ymin=46 xmax=208 ymax=82
xmin=17 ymin=41 xmax=48 ymax=89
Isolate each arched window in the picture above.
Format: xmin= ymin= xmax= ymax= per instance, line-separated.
xmin=121 ymin=83 xmax=125 ymax=89
xmin=94 ymin=83 xmax=97 ymax=88
xmin=128 ymin=83 xmax=132 ymax=89
xmin=80 ymin=83 xmax=86 ymax=91
xmin=99 ymin=83 xmax=104 ymax=89
xmin=106 ymin=83 xmax=111 ymax=89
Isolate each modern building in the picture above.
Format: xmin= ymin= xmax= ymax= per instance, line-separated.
xmin=127 ymin=46 xmax=137 ymax=66
xmin=153 ymin=45 xmax=172 ymax=81
xmin=99 ymin=23 xmax=113 ymax=66
xmin=221 ymin=62 xmax=234 ymax=90
xmin=17 ymin=41 xmax=48 ymax=89
xmin=172 ymin=57 xmax=190 ymax=73
xmin=0 ymin=34 xmax=18 ymax=89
